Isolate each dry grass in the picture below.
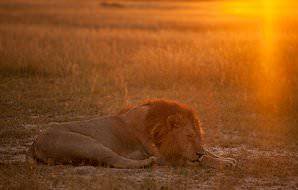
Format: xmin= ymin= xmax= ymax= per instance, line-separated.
xmin=0 ymin=1 xmax=297 ymax=113
xmin=0 ymin=0 xmax=297 ymax=189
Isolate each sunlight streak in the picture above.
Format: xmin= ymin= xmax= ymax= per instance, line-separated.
xmin=257 ymin=0 xmax=280 ymax=111
xmin=221 ymin=0 xmax=290 ymax=112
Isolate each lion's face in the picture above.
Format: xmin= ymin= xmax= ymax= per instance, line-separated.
xmin=144 ymin=99 xmax=205 ymax=165
xmin=158 ymin=113 xmax=204 ymax=164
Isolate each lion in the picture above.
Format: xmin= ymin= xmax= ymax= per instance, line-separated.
xmin=28 ymin=99 xmax=236 ymax=169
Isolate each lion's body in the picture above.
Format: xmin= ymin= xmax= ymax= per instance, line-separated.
xmin=29 ymin=99 xmax=236 ymax=169
xmin=31 ymin=116 xmax=153 ymax=168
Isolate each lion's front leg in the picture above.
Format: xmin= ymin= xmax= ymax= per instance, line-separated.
xmin=136 ymin=138 xmax=165 ymax=166
xmin=109 ymin=155 xmax=157 ymax=169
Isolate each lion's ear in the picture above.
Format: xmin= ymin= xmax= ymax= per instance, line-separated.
xmin=167 ymin=114 xmax=183 ymax=129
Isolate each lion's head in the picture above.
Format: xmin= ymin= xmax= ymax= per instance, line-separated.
xmin=143 ymin=99 xmax=204 ymax=165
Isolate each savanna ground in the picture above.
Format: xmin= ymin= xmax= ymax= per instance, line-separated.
xmin=0 ymin=0 xmax=297 ymax=189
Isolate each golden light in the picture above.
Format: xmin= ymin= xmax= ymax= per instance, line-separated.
xmin=222 ymin=1 xmax=261 ymax=17
xmin=221 ymin=0 xmax=294 ymax=112
xmin=258 ymin=0 xmax=280 ymax=111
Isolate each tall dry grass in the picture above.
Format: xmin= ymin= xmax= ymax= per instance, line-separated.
xmin=0 ymin=0 xmax=297 ymax=115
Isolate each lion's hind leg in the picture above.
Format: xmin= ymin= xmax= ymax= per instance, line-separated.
xmin=32 ymin=129 xmax=156 ymax=168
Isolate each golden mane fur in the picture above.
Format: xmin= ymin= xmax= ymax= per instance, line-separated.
xmin=121 ymin=99 xmax=202 ymax=141
xmin=144 ymin=99 xmax=201 ymax=142
xmin=118 ymin=99 xmax=203 ymax=164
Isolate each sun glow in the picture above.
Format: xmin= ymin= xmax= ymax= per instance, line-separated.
xmin=222 ymin=1 xmax=261 ymax=17
xmin=258 ymin=0 xmax=281 ymax=111
xmin=222 ymin=0 xmax=294 ymax=112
